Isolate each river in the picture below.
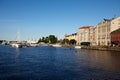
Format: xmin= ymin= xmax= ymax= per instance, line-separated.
xmin=0 ymin=45 xmax=120 ymax=80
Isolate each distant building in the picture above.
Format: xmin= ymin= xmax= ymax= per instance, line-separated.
xmin=77 ymin=26 xmax=91 ymax=45
xmin=64 ymin=33 xmax=78 ymax=41
xmin=96 ymin=19 xmax=111 ymax=46
xmin=111 ymin=28 xmax=120 ymax=46
xmin=111 ymin=17 xmax=120 ymax=32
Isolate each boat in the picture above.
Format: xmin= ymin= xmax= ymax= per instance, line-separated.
xmin=11 ymin=43 xmax=20 ymax=48
xmin=52 ymin=44 xmax=62 ymax=47
xmin=10 ymin=31 xmax=29 ymax=48
xmin=74 ymin=46 xmax=81 ymax=49
xmin=39 ymin=42 xmax=49 ymax=46
xmin=11 ymin=43 xmax=28 ymax=48
xmin=29 ymin=43 xmax=38 ymax=47
xmin=1 ymin=42 xmax=9 ymax=45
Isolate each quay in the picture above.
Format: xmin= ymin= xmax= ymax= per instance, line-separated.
xmin=81 ymin=46 xmax=120 ymax=51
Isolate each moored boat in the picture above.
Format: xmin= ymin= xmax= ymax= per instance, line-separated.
xmin=11 ymin=43 xmax=28 ymax=48
xmin=75 ymin=46 xmax=81 ymax=49
xmin=52 ymin=44 xmax=62 ymax=47
xmin=11 ymin=43 xmax=20 ymax=48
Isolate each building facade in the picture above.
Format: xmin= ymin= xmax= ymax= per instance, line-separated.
xmin=64 ymin=33 xmax=78 ymax=41
xmin=111 ymin=28 xmax=120 ymax=46
xmin=77 ymin=26 xmax=90 ymax=45
xmin=89 ymin=26 xmax=97 ymax=46
xmin=64 ymin=16 xmax=120 ymax=46
xmin=96 ymin=19 xmax=111 ymax=46
xmin=111 ymin=17 xmax=120 ymax=32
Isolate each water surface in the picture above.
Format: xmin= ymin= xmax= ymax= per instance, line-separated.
xmin=0 ymin=45 xmax=120 ymax=80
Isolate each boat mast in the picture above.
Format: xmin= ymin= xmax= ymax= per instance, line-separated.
xmin=16 ymin=31 xmax=21 ymax=43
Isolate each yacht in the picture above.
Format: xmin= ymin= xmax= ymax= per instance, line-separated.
xmin=11 ymin=43 xmax=20 ymax=48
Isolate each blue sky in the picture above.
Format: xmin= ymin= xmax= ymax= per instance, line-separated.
xmin=0 ymin=0 xmax=120 ymax=41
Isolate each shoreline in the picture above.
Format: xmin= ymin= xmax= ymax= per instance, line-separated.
xmin=81 ymin=46 xmax=120 ymax=52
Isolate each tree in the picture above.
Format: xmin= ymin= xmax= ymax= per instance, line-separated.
xmin=69 ymin=39 xmax=76 ymax=45
xmin=42 ymin=37 xmax=45 ymax=41
xmin=44 ymin=37 xmax=49 ymax=43
xmin=62 ymin=39 xmax=69 ymax=45
xmin=37 ymin=35 xmax=58 ymax=44
xmin=48 ymin=35 xmax=57 ymax=44
xmin=37 ymin=38 xmax=42 ymax=43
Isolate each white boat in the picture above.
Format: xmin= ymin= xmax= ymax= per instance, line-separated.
xmin=29 ymin=43 xmax=38 ymax=47
xmin=75 ymin=46 xmax=81 ymax=49
xmin=39 ymin=42 xmax=48 ymax=46
xmin=11 ymin=43 xmax=28 ymax=48
xmin=52 ymin=44 xmax=62 ymax=47
xmin=11 ymin=43 xmax=20 ymax=48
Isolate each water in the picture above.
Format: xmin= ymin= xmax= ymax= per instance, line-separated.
xmin=0 ymin=45 xmax=120 ymax=80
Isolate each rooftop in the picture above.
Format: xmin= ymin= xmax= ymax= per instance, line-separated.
xmin=65 ymin=33 xmax=77 ymax=37
xmin=79 ymin=26 xmax=91 ymax=29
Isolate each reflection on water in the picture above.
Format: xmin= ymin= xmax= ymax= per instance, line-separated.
xmin=0 ymin=45 xmax=120 ymax=80
xmin=75 ymin=49 xmax=120 ymax=71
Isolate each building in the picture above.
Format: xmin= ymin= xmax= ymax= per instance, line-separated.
xmin=64 ymin=16 xmax=120 ymax=46
xmin=111 ymin=17 xmax=120 ymax=32
xmin=64 ymin=33 xmax=78 ymax=41
xmin=111 ymin=28 xmax=120 ymax=46
xmin=89 ymin=26 xmax=97 ymax=46
xmin=77 ymin=26 xmax=91 ymax=45
xmin=96 ymin=19 xmax=111 ymax=46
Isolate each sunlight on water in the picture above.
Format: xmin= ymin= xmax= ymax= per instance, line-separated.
xmin=0 ymin=45 xmax=120 ymax=80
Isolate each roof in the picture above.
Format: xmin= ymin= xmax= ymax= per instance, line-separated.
xmin=65 ymin=33 xmax=77 ymax=37
xmin=111 ymin=28 xmax=120 ymax=34
xmin=103 ymin=18 xmax=111 ymax=22
xmin=98 ymin=18 xmax=112 ymax=25
xmin=79 ymin=26 xmax=90 ymax=29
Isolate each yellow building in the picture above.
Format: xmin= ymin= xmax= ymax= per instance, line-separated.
xmin=77 ymin=26 xmax=90 ymax=45
xmin=64 ymin=33 xmax=78 ymax=41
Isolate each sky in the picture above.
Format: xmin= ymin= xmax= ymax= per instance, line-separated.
xmin=0 ymin=0 xmax=120 ymax=41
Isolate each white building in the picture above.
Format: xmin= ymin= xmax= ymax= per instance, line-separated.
xmin=96 ymin=19 xmax=111 ymax=46
xmin=89 ymin=26 xmax=97 ymax=46
xmin=111 ymin=17 xmax=120 ymax=32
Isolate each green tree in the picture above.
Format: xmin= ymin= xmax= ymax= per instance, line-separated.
xmin=62 ymin=39 xmax=69 ymax=45
xmin=42 ymin=37 xmax=45 ymax=42
xmin=38 ymin=35 xmax=58 ymax=44
xmin=48 ymin=35 xmax=57 ymax=44
xmin=44 ymin=37 xmax=49 ymax=43
xmin=69 ymin=39 xmax=76 ymax=45
xmin=38 ymin=38 xmax=42 ymax=43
